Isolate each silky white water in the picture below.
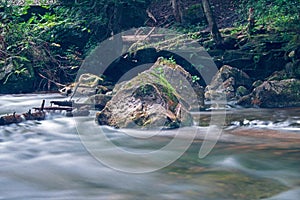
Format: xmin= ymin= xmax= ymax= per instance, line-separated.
xmin=0 ymin=94 xmax=299 ymax=200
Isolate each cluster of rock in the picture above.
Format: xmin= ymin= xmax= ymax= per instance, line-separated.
xmin=200 ymin=31 xmax=300 ymax=108
xmin=62 ymin=43 xmax=300 ymax=128
xmin=60 ymin=57 xmax=205 ymax=129
xmin=205 ymin=64 xmax=300 ymax=108
xmin=205 ymin=65 xmax=252 ymax=101
xmin=237 ymin=79 xmax=300 ymax=108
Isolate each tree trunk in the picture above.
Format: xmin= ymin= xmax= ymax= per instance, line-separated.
xmin=247 ymin=7 xmax=255 ymax=35
xmin=202 ymin=0 xmax=223 ymax=47
xmin=171 ymin=0 xmax=183 ymax=23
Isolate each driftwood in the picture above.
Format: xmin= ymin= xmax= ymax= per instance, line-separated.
xmin=0 ymin=100 xmax=47 ymax=126
xmin=0 ymin=98 xmax=99 ymax=126
xmin=0 ymin=110 xmax=46 ymax=126
xmin=50 ymin=100 xmax=92 ymax=117
xmin=50 ymin=100 xmax=73 ymax=107
xmin=33 ymin=106 xmax=73 ymax=112
xmin=50 ymin=100 xmax=105 ymax=110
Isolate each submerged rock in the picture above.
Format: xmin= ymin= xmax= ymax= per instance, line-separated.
xmin=205 ymin=65 xmax=252 ymax=100
xmin=96 ymin=58 xmax=204 ymax=129
xmin=237 ymin=79 xmax=300 ymax=108
xmin=193 ymin=170 xmax=288 ymax=200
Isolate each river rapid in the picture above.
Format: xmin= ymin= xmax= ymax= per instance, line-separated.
xmin=0 ymin=94 xmax=299 ymax=200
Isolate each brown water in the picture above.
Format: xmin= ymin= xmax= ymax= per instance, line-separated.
xmin=0 ymin=94 xmax=299 ymax=200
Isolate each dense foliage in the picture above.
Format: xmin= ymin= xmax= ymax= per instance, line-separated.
xmin=0 ymin=0 xmax=299 ymax=93
xmin=1 ymin=2 xmax=78 ymax=92
xmin=239 ymin=0 xmax=300 ymax=31
xmin=0 ymin=0 xmax=148 ymax=92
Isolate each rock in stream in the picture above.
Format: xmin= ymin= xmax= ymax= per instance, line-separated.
xmin=96 ymin=58 xmax=204 ymax=129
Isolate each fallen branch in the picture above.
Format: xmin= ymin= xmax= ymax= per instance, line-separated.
xmin=50 ymin=100 xmax=107 ymax=110
xmin=146 ymin=9 xmax=157 ymax=23
xmin=33 ymin=106 xmax=73 ymax=112
xmin=38 ymin=73 xmax=66 ymax=87
xmin=50 ymin=100 xmax=73 ymax=107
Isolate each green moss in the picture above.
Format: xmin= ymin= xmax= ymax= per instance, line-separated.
xmin=158 ymin=56 xmax=177 ymax=65
xmin=150 ymin=71 xmax=180 ymax=109
xmin=135 ymin=84 xmax=155 ymax=96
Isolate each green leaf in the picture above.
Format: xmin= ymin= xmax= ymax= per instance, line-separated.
xmin=15 ymin=67 xmax=27 ymax=75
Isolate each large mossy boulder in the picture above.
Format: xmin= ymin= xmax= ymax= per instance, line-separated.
xmin=96 ymin=58 xmax=204 ymax=129
xmin=205 ymin=65 xmax=252 ymax=100
xmin=237 ymin=79 xmax=300 ymax=108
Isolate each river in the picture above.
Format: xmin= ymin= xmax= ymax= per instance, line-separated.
xmin=0 ymin=94 xmax=299 ymax=200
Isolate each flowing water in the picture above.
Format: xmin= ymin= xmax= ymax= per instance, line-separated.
xmin=0 ymin=94 xmax=300 ymax=200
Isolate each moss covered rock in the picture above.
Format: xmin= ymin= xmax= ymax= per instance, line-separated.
xmin=205 ymin=65 xmax=252 ymax=100
xmin=237 ymin=79 xmax=300 ymax=108
xmin=96 ymin=58 xmax=204 ymax=129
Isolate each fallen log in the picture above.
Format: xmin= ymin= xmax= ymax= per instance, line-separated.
xmin=23 ymin=110 xmax=46 ymax=120
xmin=0 ymin=99 xmax=94 ymax=126
xmin=0 ymin=100 xmax=47 ymax=126
xmin=33 ymin=106 xmax=73 ymax=112
xmin=50 ymin=100 xmax=105 ymax=110
xmin=0 ymin=110 xmax=46 ymax=126
xmin=50 ymin=100 xmax=73 ymax=107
